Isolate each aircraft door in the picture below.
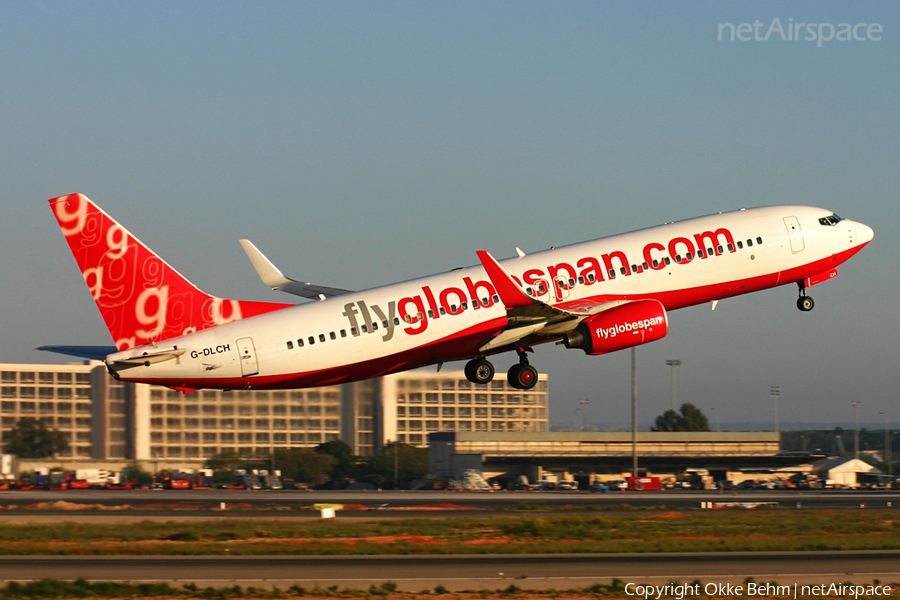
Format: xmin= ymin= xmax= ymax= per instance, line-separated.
xmin=783 ymin=216 xmax=805 ymax=253
xmin=236 ymin=337 xmax=259 ymax=376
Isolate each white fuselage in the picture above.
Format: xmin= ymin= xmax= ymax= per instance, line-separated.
xmin=106 ymin=205 xmax=872 ymax=390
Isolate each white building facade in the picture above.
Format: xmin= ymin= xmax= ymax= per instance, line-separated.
xmin=1 ymin=362 xmax=548 ymax=465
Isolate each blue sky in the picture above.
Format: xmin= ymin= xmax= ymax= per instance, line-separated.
xmin=1 ymin=1 xmax=898 ymax=429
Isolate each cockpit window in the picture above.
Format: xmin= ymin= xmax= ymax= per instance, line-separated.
xmin=818 ymin=214 xmax=843 ymax=226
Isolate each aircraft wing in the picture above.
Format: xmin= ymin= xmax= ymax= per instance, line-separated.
xmin=475 ymin=250 xmax=629 ymax=352
xmin=240 ymin=239 xmax=352 ymax=300
xmin=36 ymin=345 xmax=118 ymax=361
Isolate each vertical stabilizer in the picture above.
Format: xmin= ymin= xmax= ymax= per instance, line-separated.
xmin=49 ymin=193 xmax=292 ymax=350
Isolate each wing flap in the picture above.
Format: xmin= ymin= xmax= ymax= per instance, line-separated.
xmin=474 ymin=250 xmax=639 ymax=350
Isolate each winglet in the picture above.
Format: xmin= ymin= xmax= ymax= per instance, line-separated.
xmin=476 ymin=250 xmax=536 ymax=309
xmin=239 ymin=239 xmax=352 ymax=300
xmin=239 ymin=239 xmax=293 ymax=291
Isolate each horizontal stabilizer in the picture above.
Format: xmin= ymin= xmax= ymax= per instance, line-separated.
xmin=239 ymin=239 xmax=352 ymax=300
xmin=36 ymin=345 xmax=118 ymax=361
xmin=110 ymin=347 xmax=186 ymax=365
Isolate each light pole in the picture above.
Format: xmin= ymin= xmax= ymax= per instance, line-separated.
xmin=710 ymin=406 xmax=720 ymax=432
xmin=666 ymin=360 xmax=681 ymax=412
xmin=880 ymin=412 xmax=890 ymax=475
xmin=394 ymin=439 xmax=399 ymax=489
xmin=632 ymin=347 xmax=638 ymax=478
xmin=579 ymin=399 xmax=590 ymax=432
xmin=851 ymin=401 xmax=861 ymax=459
xmin=770 ymin=386 xmax=780 ymax=432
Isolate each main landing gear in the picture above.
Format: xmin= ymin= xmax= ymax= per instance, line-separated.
xmin=464 ymin=348 xmax=538 ymax=390
xmin=797 ymin=282 xmax=815 ymax=312
xmin=463 ymin=358 xmax=495 ymax=385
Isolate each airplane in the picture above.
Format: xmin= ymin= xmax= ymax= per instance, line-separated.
xmin=41 ymin=193 xmax=873 ymax=393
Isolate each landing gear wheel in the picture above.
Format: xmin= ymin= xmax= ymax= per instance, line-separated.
xmin=465 ymin=358 xmax=495 ymax=385
xmin=797 ymin=296 xmax=815 ymax=312
xmin=508 ymin=363 xmax=538 ymax=390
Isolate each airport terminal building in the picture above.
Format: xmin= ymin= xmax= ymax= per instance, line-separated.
xmin=0 ymin=361 xmax=549 ymax=466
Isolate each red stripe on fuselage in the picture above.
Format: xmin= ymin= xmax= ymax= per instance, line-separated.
xmin=118 ymin=242 xmax=868 ymax=392
xmin=118 ymin=316 xmax=509 ymax=391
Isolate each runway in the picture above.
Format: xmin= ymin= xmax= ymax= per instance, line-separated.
xmin=1 ymin=489 xmax=898 ymax=514
xmin=0 ymin=552 xmax=897 ymax=590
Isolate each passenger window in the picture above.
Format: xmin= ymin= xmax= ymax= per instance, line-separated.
xmin=308 ymin=337 xmax=315 ymax=345
xmin=382 ymin=320 xmax=388 ymax=329
xmin=756 ymin=237 xmax=763 ymax=244
xmin=361 ymin=325 xmax=367 ymax=333
xmin=319 ymin=334 xmax=326 ymax=343
xmin=461 ymin=302 xmax=468 ymax=310
xmin=417 ymin=312 xmax=424 ymax=321
xmin=652 ymin=259 xmax=659 ymax=268
xmin=747 ymin=239 xmax=753 ymax=247
xmin=481 ymin=297 xmax=489 ymax=306
xmin=737 ymin=241 xmax=743 ymax=249
xmin=697 ymin=249 xmax=704 ymax=258
xmin=330 ymin=332 xmax=336 ymax=340
xmin=393 ymin=317 xmax=400 ymax=326
xmin=675 ymin=255 xmax=681 ymax=263
xmin=578 ymin=276 xmax=585 ymax=284
xmin=439 ymin=307 xmax=446 ymax=315
xmin=372 ymin=322 xmax=378 ymax=331
xmin=664 ymin=257 xmax=671 ymax=265
xmin=587 ymin=274 xmax=595 ymax=283
xmin=427 ymin=310 xmax=434 ymax=318
xmin=492 ymin=295 xmax=500 ymax=303
xmin=685 ymin=252 xmax=692 ymax=260
xmin=403 ymin=315 xmax=411 ymax=324
xmin=351 ymin=327 xmax=359 ymax=335
xmin=707 ymin=247 xmax=714 ymax=256
xmin=717 ymin=245 xmax=723 ymax=254
xmin=630 ymin=264 xmax=638 ymax=274
xmin=620 ymin=267 xmax=627 ymax=275
xmin=451 ymin=305 xmax=458 ymax=313
xmin=286 ymin=341 xmax=293 ymax=350
xmin=608 ymin=269 xmax=616 ymax=278
xmin=340 ymin=330 xmax=347 ymax=338
xmin=641 ymin=263 xmax=649 ymax=271
xmin=472 ymin=299 xmax=479 ymax=308
xmin=297 ymin=339 xmax=304 ymax=347
xmin=568 ymin=278 xmax=576 ymax=287
xmin=727 ymin=243 xmax=734 ymax=252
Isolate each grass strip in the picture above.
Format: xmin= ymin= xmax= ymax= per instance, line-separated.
xmin=0 ymin=510 xmax=897 ymax=555
xmin=1 ymin=578 xmax=899 ymax=599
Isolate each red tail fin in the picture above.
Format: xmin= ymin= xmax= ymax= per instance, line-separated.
xmin=50 ymin=193 xmax=292 ymax=350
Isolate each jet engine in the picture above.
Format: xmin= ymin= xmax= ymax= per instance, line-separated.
xmin=563 ymin=299 xmax=668 ymax=355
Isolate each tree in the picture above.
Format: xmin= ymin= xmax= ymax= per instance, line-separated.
xmin=272 ymin=448 xmax=336 ymax=485
xmin=204 ymin=451 xmax=246 ymax=485
xmin=121 ymin=461 xmax=153 ymax=486
xmin=651 ymin=403 xmax=710 ymax=432
xmin=366 ymin=443 xmax=429 ymax=488
xmin=315 ymin=439 xmax=357 ymax=482
xmin=1 ymin=417 xmax=69 ymax=458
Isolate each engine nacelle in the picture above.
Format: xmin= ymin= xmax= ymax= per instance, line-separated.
xmin=563 ymin=300 xmax=668 ymax=355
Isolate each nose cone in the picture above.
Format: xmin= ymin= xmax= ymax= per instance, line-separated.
xmin=856 ymin=222 xmax=875 ymax=244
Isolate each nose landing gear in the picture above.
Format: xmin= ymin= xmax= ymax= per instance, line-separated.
xmin=797 ymin=282 xmax=814 ymax=312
